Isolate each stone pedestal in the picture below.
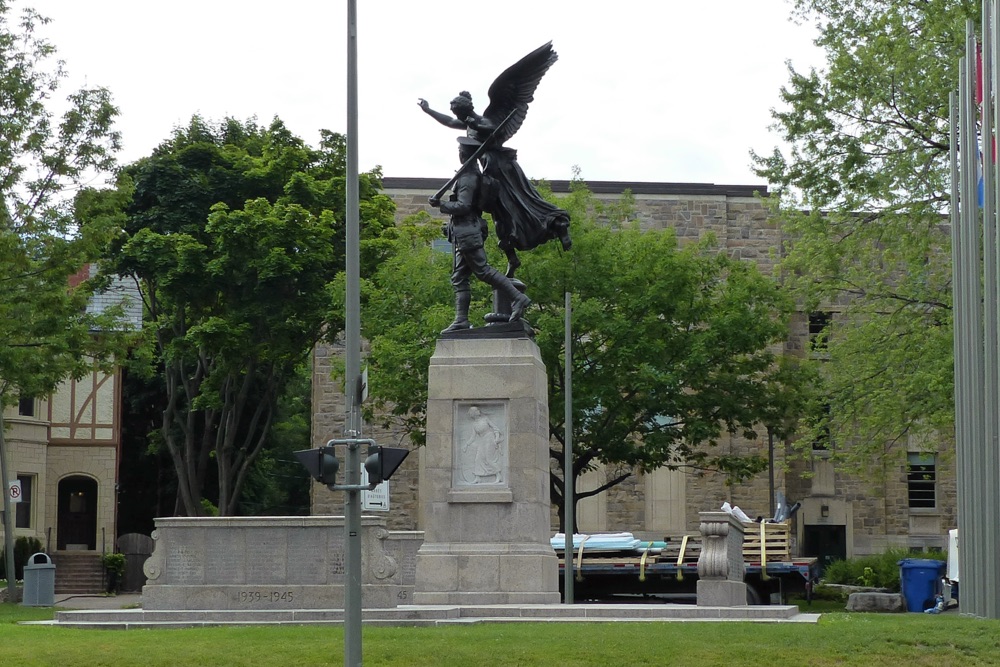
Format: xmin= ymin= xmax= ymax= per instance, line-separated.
xmin=413 ymin=336 xmax=559 ymax=605
xmin=696 ymin=511 xmax=748 ymax=606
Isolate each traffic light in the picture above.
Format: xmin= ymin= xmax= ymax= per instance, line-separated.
xmin=363 ymin=445 xmax=409 ymax=485
xmin=294 ymin=445 xmax=340 ymax=486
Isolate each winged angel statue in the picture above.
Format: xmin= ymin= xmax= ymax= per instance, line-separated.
xmin=419 ymin=42 xmax=571 ymax=334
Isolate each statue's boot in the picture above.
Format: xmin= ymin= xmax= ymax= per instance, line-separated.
xmin=509 ymin=292 xmax=532 ymax=322
xmin=441 ymin=289 xmax=472 ymax=333
xmin=481 ymin=267 xmax=532 ymax=322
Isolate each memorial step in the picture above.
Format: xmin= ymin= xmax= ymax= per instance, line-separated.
xmin=41 ymin=603 xmax=817 ymax=629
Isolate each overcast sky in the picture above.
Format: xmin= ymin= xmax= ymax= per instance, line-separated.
xmin=38 ymin=1 xmax=823 ymax=187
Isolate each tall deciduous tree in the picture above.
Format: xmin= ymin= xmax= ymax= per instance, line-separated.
xmin=111 ymin=117 xmax=395 ymax=516
xmin=358 ymin=182 xmax=808 ymax=528
xmin=752 ymin=0 xmax=974 ymax=476
xmin=0 ymin=1 xmax=126 ymax=596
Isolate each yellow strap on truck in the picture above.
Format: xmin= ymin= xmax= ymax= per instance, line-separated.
xmin=575 ymin=535 xmax=590 ymax=583
xmin=760 ymin=522 xmax=770 ymax=581
xmin=639 ymin=544 xmax=652 ymax=582
xmin=676 ymin=535 xmax=690 ymax=581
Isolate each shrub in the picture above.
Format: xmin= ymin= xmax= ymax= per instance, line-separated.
xmin=101 ymin=552 xmax=125 ymax=578
xmin=822 ymin=548 xmax=946 ymax=592
xmin=0 ymin=536 xmax=44 ymax=581
xmin=102 ymin=552 xmax=126 ymax=593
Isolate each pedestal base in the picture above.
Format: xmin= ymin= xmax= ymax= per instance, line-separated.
xmin=413 ymin=542 xmax=558 ymax=605
xmin=697 ymin=579 xmax=748 ymax=607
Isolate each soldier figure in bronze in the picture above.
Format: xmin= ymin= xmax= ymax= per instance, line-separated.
xmin=421 ymin=42 xmax=571 ymax=333
xmin=431 ymin=138 xmax=531 ymax=333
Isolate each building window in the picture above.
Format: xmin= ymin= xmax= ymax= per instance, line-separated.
xmin=907 ymin=453 xmax=936 ymax=509
xmin=14 ymin=475 xmax=33 ymax=529
xmin=813 ymin=402 xmax=831 ymax=450
xmin=17 ymin=396 xmax=34 ymax=417
xmin=809 ymin=311 xmax=832 ymax=352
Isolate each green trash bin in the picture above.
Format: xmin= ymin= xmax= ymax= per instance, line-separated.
xmin=22 ymin=552 xmax=55 ymax=607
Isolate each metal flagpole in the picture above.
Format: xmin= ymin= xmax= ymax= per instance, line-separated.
xmin=982 ymin=0 xmax=1000 ymax=619
xmin=960 ymin=22 xmax=987 ymax=617
xmin=959 ymin=45 xmax=977 ymax=618
xmin=949 ymin=84 xmax=973 ymax=617
xmin=967 ymin=23 xmax=988 ymax=620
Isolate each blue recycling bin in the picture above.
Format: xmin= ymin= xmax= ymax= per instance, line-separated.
xmin=898 ymin=558 xmax=946 ymax=613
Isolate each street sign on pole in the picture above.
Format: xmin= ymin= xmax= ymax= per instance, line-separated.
xmin=361 ymin=469 xmax=390 ymax=511
xmin=8 ymin=480 xmax=21 ymax=504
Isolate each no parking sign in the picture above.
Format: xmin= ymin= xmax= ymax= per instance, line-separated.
xmin=7 ymin=480 xmax=21 ymax=504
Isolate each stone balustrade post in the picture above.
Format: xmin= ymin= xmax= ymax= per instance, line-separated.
xmin=696 ymin=511 xmax=748 ymax=606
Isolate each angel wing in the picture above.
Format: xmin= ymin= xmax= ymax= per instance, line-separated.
xmin=482 ymin=42 xmax=558 ymax=147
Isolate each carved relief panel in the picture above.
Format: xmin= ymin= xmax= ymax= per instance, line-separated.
xmin=452 ymin=402 xmax=509 ymax=488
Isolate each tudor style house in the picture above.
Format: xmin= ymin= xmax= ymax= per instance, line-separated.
xmin=2 ymin=266 xmax=141 ymax=591
xmin=310 ymin=177 xmax=955 ymax=570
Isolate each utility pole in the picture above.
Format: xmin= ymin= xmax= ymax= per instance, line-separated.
xmin=0 ymin=415 xmax=16 ymax=602
xmin=344 ymin=0 xmax=363 ymax=663
xmin=563 ymin=292 xmax=574 ymax=603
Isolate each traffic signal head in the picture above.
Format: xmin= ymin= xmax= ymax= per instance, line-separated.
xmin=294 ymin=445 xmax=340 ymax=486
xmin=363 ymin=445 xmax=409 ymax=485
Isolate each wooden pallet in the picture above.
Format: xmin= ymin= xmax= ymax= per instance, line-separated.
xmin=656 ymin=534 xmax=702 ymax=565
xmin=742 ymin=522 xmax=791 ymax=562
xmin=655 ymin=522 xmax=792 ymax=564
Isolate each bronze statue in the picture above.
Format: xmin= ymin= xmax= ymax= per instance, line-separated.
xmin=420 ymin=42 xmax=571 ymax=333
xmin=434 ymin=138 xmax=531 ymax=334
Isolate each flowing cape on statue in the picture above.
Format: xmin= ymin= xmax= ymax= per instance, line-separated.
xmin=482 ymin=147 xmax=570 ymax=252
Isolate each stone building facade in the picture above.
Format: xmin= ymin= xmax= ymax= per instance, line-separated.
xmin=310 ymin=177 xmax=955 ymax=566
xmin=1 ymin=264 xmax=141 ymax=572
xmin=3 ymin=367 xmax=122 ymax=555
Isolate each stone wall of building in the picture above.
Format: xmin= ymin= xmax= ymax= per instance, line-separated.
xmin=44 ymin=444 xmax=117 ymax=552
xmin=310 ymin=341 xmax=421 ymax=530
xmin=2 ymin=413 xmax=50 ymax=546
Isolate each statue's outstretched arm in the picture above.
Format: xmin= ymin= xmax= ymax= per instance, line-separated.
xmin=418 ymin=99 xmax=464 ymax=129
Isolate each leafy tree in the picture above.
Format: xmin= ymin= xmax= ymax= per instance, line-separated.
xmin=235 ymin=362 xmax=312 ymax=516
xmin=751 ymin=0 xmax=974 ymax=476
xmin=359 ymin=183 xmax=808 ymax=528
xmin=0 ymin=1 xmax=126 ymax=596
xmin=109 ymin=117 xmax=395 ymax=516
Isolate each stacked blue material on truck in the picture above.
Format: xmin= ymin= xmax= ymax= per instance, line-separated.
xmin=552 ymin=533 xmax=668 ymax=554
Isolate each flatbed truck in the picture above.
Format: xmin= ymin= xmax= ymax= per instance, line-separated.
xmin=557 ymin=523 xmax=819 ymax=605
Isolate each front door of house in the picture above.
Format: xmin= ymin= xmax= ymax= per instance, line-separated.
xmin=57 ymin=477 xmax=98 ymax=550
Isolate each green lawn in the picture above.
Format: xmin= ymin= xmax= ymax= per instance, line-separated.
xmin=2 ymin=604 xmax=998 ymax=666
